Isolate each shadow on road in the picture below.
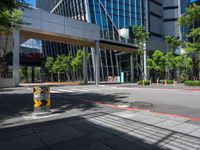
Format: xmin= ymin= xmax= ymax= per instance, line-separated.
xmin=0 ymin=91 xmax=130 ymax=124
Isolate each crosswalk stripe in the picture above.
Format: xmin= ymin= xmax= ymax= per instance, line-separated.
xmin=72 ymin=88 xmax=89 ymax=92
xmin=58 ymin=89 xmax=74 ymax=92
xmin=51 ymin=90 xmax=62 ymax=93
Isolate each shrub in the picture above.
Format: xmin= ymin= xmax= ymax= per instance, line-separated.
xmin=184 ymin=81 xmax=200 ymax=86
xmin=137 ymin=80 xmax=151 ymax=86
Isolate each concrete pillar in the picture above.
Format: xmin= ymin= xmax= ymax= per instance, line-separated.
xmin=130 ymin=53 xmax=134 ymax=83
xmin=40 ymin=66 xmax=45 ymax=83
xmin=83 ymin=47 xmax=88 ymax=84
xmin=95 ymin=41 xmax=100 ymax=85
xmin=13 ymin=29 xmax=20 ymax=86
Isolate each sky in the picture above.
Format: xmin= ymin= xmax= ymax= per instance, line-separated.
xmin=25 ymin=0 xmax=198 ymax=7
xmin=25 ymin=0 xmax=35 ymax=6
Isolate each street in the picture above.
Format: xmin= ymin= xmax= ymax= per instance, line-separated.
xmin=0 ymin=84 xmax=200 ymax=150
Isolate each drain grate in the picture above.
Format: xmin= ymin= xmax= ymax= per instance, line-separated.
xmin=130 ymin=102 xmax=153 ymax=109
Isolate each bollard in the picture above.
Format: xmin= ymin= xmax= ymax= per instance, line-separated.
xmin=173 ymin=80 xmax=176 ymax=86
xmin=33 ymin=85 xmax=50 ymax=112
xmin=150 ymin=80 xmax=152 ymax=86
xmin=164 ymin=80 xmax=167 ymax=86
xmin=157 ymin=79 xmax=159 ymax=86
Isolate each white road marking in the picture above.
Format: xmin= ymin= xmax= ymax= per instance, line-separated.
xmin=72 ymin=88 xmax=89 ymax=92
xmin=58 ymin=89 xmax=74 ymax=93
xmin=51 ymin=90 xmax=62 ymax=93
xmin=23 ymin=113 xmax=60 ymax=120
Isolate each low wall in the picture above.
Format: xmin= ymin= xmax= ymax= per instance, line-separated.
xmin=0 ymin=78 xmax=15 ymax=88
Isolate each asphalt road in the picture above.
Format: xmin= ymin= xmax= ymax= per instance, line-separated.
xmin=0 ymin=84 xmax=200 ymax=127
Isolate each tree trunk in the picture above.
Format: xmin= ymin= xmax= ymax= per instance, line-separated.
xmin=58 ymin=72 xmax=60 ymax=82
xmin=140 ymin=55 xmax=144 ymax=80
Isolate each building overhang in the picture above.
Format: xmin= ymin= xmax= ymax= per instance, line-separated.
xmin=99 ymin=39 xmax=138 ymax=53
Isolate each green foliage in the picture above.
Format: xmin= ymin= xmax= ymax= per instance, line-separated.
xmin=164 ymin=36 xmax=182 ymax=52
xmin=131 ymin=26 xmax=150 ymax=80
xmin=72 ymin=49 xmax=83 ymax=72
xmin=175 ymin=55 xmax=193 ymax=81
xmin=0 ymin=0 xmax=28 ymax=27
xmin=21 ymin=66 xmax=28 ymax=81
xmin=137 ymin=80 xmax=151 ymax=86
xmin=178 ymin=3 xmax=200 ymax=26
xmin=160 ymin=80 xmax=173 ymax=84
xmin=184 ymin=80 xmax=200 ymax=86
xmin=178 ymin=3 xmax=200 ymax=80
xmin=165 ymin=52 xmax=177 ymax=72
xmin=53 ymin=55 xmax=68 ymax=74
xmin=45 ymin=57 xmax=54 ymax=74
xmin=132 ymin=26 xmax=150 ymax=55
xmin=147 ymin=50 xmax=165 ymax=78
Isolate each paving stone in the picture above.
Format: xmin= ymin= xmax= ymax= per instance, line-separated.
xmin=139 ymin=117 xmax=166 ymax=125
xmin=67 ymin=120 xmax=115 ymax=139
xmin=82 ymin=119 xmax=124 ymax=135
xmin=75 ymin=142 xmax=113 ymax=150
xmin=32 ymin=122 xmax=67 ymax=132
xmin=36 ymin=126 xmax=85 ymax=145
xmin=189 ymin=128 xmax=200 ymax=138
xmin=102 ymin=136 xmax=146 ymax=150
xmin=155 ymin=120 xmax=185 ymax=129
xmin=0 ymin=135 xmax=43 ymax=150
xmin=160 ymin=135 xmax=200 ymax=150
xmin=88 ymin=116 xmax=145 ymax=134
xmin=49 ymin=135 xmax=98 ymax=150
xmin=112 ymin=111 xmax=138 ymax=118
xmin=128 ymin=114 xmax=151 ymax=122
xmin=137 ymin=112 xmax=189 ymax=122
xmin=172 ymin=123 xmax=200 ymax=134
xmin=0 ymin=128 xmax=33 ymax=140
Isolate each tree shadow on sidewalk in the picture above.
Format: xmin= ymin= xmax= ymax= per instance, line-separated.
xmin=0 ymin=112 xmax=199 ymax=150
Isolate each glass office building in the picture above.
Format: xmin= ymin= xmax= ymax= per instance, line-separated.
xmin=36 ymin=0 xmax=145 ymax=81
xmin=36 ymin=0 xmax=190 ymax=81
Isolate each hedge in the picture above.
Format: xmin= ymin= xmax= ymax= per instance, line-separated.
xmin=137 ymin=80 xmax=151 ymax=85
xmin=184 ymin=81 xmax=200 ymax=86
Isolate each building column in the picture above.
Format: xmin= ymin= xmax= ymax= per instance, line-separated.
xmin=83 ymin=47 xmax=88 ymax=84
xmin=95 ymin=41 xmax=100 ymax=85
xmin=40 ymin=66 xmax=45 ymax=83
xmin=13 ymin=29 xmax=20 ymax=86
xmin=130 ymin=53 xmax=134 ymax=83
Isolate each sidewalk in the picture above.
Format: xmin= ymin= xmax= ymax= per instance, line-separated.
xmin=0 ymin=110 xmax=199 ymax=150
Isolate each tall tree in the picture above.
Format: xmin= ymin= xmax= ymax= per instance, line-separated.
xmin=175 ymin=55 xmax=193 ymax=81
xmin=132 ymin=26 xmax=150 ymax=80
xmin=72 ymin=49 xmax=83 ymax=81
xmin=147 ymin=50 xmax=165 ymax=80
xmin=164 ymin=35 xmax=182 ymax=53
xmin=53 ymin=55 xmax=68 ymax=82
xmin=178 ymin=3 xmax=200 ymax=80
xmin=0 ymin=9 xmax=22 ymax=77
xmin=0 ymin=0 xmax=29 ymax=78
xmin=45 ymin=57 xmax=54 ymax=82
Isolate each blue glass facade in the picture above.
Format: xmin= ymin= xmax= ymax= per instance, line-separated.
xmin=88 ymin=0 xmax=143 ymax=41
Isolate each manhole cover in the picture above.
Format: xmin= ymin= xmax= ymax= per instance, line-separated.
xmin=130 ymin=102 xmax=153 ymax=109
